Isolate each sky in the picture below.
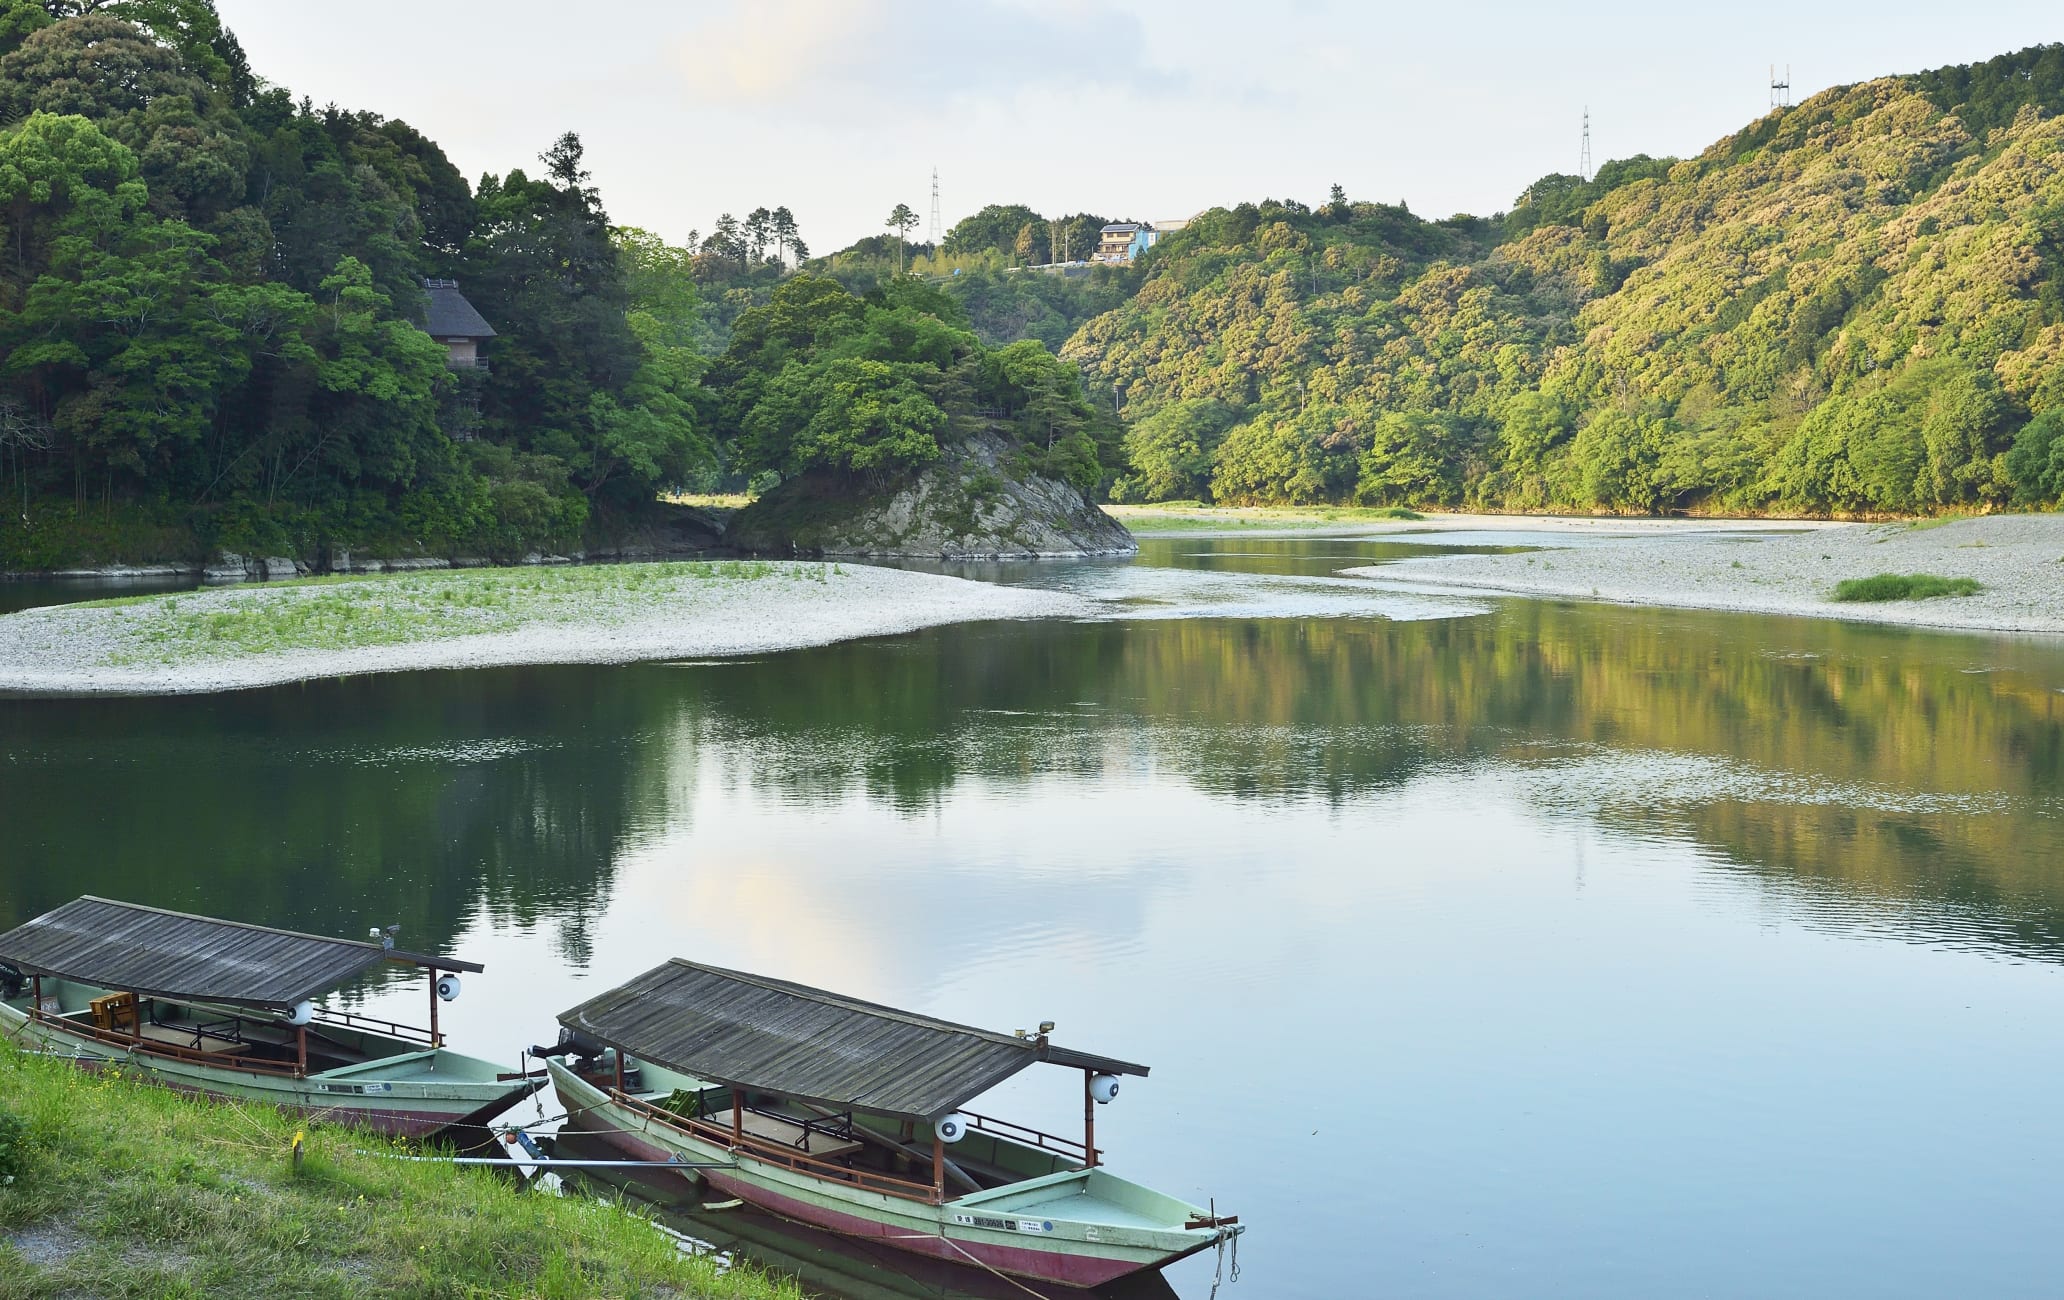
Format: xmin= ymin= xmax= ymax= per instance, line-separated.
xmin=213 ymin=1 xmax=2061 ymax=253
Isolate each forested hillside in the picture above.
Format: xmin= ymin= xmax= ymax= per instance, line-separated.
xmin=5 ymin=5 xmax=2062 ymax=573
xmin=0 ymin=1 xmax=1111 ymax=569
xmin=0 ymin=0 xmax=737 ymax=567
xmin=1066 ymin=46 xmax=2064 ymax=514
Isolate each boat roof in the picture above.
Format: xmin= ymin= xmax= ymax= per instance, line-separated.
xmin=558 ymin=959 xmax=1149 ymax=1122
xmin=0 ymin=897 xmax=483 ymax=1011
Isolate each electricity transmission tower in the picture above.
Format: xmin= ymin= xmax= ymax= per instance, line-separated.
xmin=1770 ymin=65 xmax=1791 ymax=109
xmin=929 ymin=168 xmax=943 ymax=247
xmin=1579 ymin=107 xmax=1592 ymax=183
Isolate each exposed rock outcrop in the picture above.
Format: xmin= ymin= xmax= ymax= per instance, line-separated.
xmin=726 ymin=432 xmax=1136 ymax=559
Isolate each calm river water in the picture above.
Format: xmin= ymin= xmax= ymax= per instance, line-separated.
xmin=4 ymin=534 xmax=2064 ymax=1299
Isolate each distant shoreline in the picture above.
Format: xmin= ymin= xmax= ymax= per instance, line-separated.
xmin=1108 ymin=503 xmax=1847 ymax=538
xmin=0 ymin=561 xmax=1088 ymax=697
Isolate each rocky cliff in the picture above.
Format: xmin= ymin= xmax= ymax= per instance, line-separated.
xmin=725 ymin=432 xmax=1136 ymax=559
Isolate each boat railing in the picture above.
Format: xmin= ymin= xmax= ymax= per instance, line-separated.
xmin=29 ymin=1006 xmax=303 ymax=1077
xmin=311 ymin=1005 xmax=436 ymax=1047
xmin=612 ymin=1089 xmax=944 ymax=1204
xmin=959 ymin=1109 xmax=1099 ymax=1164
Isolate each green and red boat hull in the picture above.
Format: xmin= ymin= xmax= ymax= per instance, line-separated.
xmin=550 ymin=1060 xmax=1233 ymax=1290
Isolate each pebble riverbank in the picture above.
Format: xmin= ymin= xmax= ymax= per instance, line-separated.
xmin=1354 ymin=512 xmax=2064 ymax=635
xmin=0 ymin=562 xmax=1090 ymax=696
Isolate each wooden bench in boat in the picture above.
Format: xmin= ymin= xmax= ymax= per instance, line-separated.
xmin=685 ymin=1104 xmax=862 ymax=1159
xmin=137 ymin=1022 xmax=243 ymax=1054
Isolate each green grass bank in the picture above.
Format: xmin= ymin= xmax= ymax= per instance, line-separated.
xmin=0 ymin=1043 xmax=801 ymax=1300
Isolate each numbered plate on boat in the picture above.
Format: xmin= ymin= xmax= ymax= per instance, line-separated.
xmin=952 ymin=1214 xmax=1054 ymax=1234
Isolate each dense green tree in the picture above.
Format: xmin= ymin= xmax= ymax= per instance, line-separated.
xmin=462 ymin=134 xmax=655 ymax=504
xmin=941 ymin=203 xmax=1043 ymax=257
xmin=1047 ymin=213 xmax=1111 ymax=265
xmin=937 ymin=264 xmax=1132 ymax=351
xmin=0 ymin=0 xmax=50 ymax=55
xmin=738 ymin=355 xmax=944 ymax=482
xmin=1112 ymin=398 xmax=1234 ymax=501
xmin=1014 ymin=221 xmax=1046 ymax=265
xmin=707 ymin=272 xmax=1103 ymax=493
xmin=1358 ymin=411 xmax=1463 ymax=505
xmin=2006 ymin=406 xmax=2064 ymax=502
xmin=1211 ymin=412 xmax=1355 ymax=504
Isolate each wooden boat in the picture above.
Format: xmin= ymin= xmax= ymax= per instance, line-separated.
xmin=551 ymin=1123 xmax=1183 ymax=1300
xmin=0 ymin=897 xmax=538 ymax=1137
xmin=535 ymin=959 xmax=1243 ymax=1290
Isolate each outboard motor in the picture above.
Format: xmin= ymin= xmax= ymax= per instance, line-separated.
xmin=0 ymin=963 xmax=25 ymax=1002
xmin=528 ymin=1025 xmax=606 ymax=1063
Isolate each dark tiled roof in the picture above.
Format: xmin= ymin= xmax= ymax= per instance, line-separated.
xmin=422 ymin=279 xmax=496 ymax=339
xmin=559 ymin=958 xmax=1149 ymax=1121
xmin=0 ymin=897 xmax=483 ymax=1009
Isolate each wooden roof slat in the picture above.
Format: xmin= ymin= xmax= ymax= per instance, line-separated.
xmin=0 ymin=897 xmax=483 ymax=1010
xmin=559 ymin=958 xmax=1149 ymax=1122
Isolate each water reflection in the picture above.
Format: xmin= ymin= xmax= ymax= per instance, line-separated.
xmin=0 ymin=573 xmax=197 ymax=615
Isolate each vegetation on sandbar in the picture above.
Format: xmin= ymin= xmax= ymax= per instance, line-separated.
xmin=63 ymin=561 xmax=836 ymax=666
xmin=1107 ymin=503 xmax=1424 ymax=533
xmin=0 ymin=1043 xmax=798 ymax=1299
xmin=1831 ymin=573 xmax=1983 ymax=601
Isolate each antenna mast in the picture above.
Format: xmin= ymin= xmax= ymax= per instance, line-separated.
xmin=929 ymin=167 xmax=943 ymax=247
xmin=1579 ymin=107 xmax=1592 ymax=183
xmin=1770 ymin=64 xmax=1791 ymax=109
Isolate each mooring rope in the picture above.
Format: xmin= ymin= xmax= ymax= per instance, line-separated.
xmin=1208 ymin=1218 xmax=1242 ymax=1297
xmin=884 ymin=1230 xmax=1054 ymax=1299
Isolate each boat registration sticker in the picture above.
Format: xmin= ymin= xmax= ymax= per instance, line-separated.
xmin=952 ymin=1214 xmax=1052 ymax=1234
xmin=317 ymin=1082 xmax=393 ymax=1094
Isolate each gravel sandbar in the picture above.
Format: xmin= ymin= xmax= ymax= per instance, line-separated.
xmin=0 ymin=562 xmax=1089 ymax=696
xmin=1352 ymin=513 xmax=2064 ymax=634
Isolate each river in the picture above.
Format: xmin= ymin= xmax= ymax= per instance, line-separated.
xmin=4 ymin=533 xmax=2063 ymax=1299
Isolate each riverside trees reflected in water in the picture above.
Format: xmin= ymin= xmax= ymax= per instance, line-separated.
xmin=11 ymin=603 xmax=2057 ymax=957
xmin=3 ymin=544 xmax=2063 ymax=1297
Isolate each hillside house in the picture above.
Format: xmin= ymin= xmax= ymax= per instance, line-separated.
xmin=421 ymin=279 xmax=495 ymax=371
xmin=1093 ymin=222 xmax=1152 ymax=264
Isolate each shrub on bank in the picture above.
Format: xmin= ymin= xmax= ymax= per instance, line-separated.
xmin=1832 ymin=573 xmax=1983 ymax=601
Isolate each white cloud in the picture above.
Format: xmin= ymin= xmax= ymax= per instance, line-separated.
xmin=675 ymin=0 xmax=1182 ymax=110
